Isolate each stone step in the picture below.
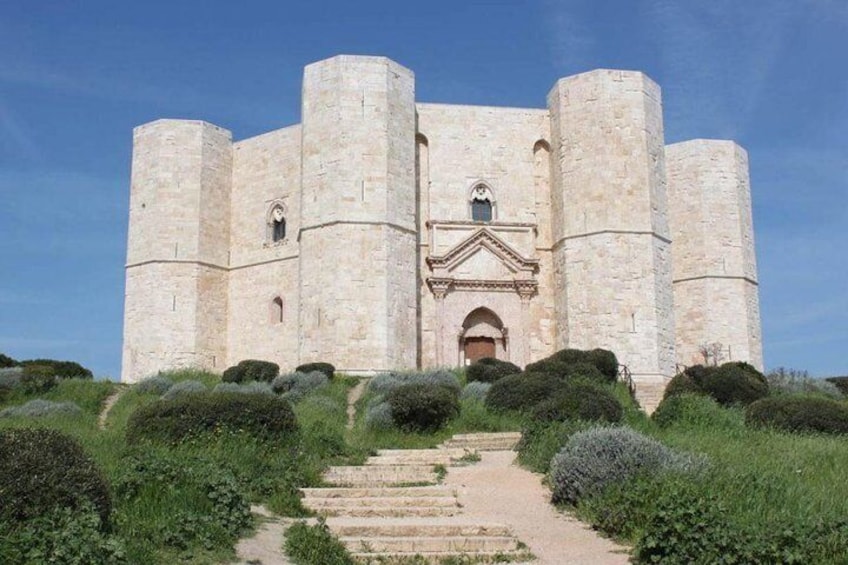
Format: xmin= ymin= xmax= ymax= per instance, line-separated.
xmin=366 ymin=449 xmax=473 ymax=466
xmin=331 ymin=522 xmax=513 ymax=538
xmin=322 ymin=465 xmax=438 ymax=487
xmin=304 ymin=496 xmax=458 ymax=509
xmin=341 ymin=535 xmax=519 ymax=554
xmin=349 ymin=550 xmax=526 ymax=563
xmin=307 ymin=505 xmax=460 ymax=518
xmin=440 ymin=432 xmax=522 ymax=451
xmin=301 ymin=486 xmax=455 ymax=499
xmin=440 ymin=440 xmax=519 ymax=451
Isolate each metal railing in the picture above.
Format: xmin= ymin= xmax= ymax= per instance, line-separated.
xmin=617 ymin=364 xmax=635 ymax=397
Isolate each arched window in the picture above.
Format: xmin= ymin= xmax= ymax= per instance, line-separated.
xmin=469 ymin=183 xmax=495 ymax=222
xmin=271 ymin=296 xmax=283 ymax=324
xmin=266 ymin=202 xmax=287 ymax=244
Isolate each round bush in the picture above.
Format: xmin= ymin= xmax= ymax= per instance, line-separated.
xmin=461 ymin=381 xmax=492 ymax=403
xmin=700 ymin=362 xmax=768 ymax=406
xmin=368 ymin=369 xmax=461 ymax=396
xmin=161 ymin=379 xmax=207 ymax=400
xmin=365 ymin=400 xmax=395 ymax=431
xmin=486 ymin=371 xmax=567 ymax=412
xmin=386 ymin=383 xmax=460 ymax=433
xmin=126 ymin=391 xmax=298 ymax=443
xmin=683 ymin=364 xmax=717 ymax=387
xmin=20 ymin=364 xmax=57 ymax=394
xmin=586 ymin=349 xmax=619 ymax=382
xmin=530 ymin=381 xmax=622 ymax=424
xmin=466 ymin=358 xmax=521 ymax=384
xmin=663 ymin=372 xmax=702 ymax=399
xmin=745 ymin=395 xmax=848 ymax=435
xmin=550 ymin=426 xmax=702 ymax=505
xmin=295 ymin=362 xmax=335 ymax=380
xmin=135 ymin=375 xmax=174 ymax=395
xmin=0 ymin=428 xmax=111 ymax=526
xmin=524 ymin=359 xmax=572 ymax=379
xmin=222 ymin=359 xmax=280 ymax=383
xmin=20 ymin=359 xmax=92 ymax=379
xmin=652 ymin=393 xmax=744 ymax=430
xmin=0 ymin=399 xmax=82 ymax=419
xmin=272 ymin=371 xmax=329 ymax=402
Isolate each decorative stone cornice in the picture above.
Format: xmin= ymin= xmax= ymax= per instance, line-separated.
xmin=426 ymin=228 xmax=539 ymax=274
xmin=426 ymin=277 xmax=538 ymax=296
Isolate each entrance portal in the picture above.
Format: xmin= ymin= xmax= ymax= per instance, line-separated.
xmin=464 ymin=337 xmax=496 ymax=363
xmin=459 ymin=307 xmax=507 ymax=365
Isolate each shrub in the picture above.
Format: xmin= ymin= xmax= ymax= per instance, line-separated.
xmin=682 ymin=364 xmax=716 ymax=386
xmin=126 ymin=391 xmax=298 ymax=443
xmin=745 ymin=395 xmax=848 ymax=435
xmin=364 ymin=400 xmax=395 ymax=431
xmin=160 ymin=379 xmax=206 ymax=400
xmin=826 ymin=376 xmax=848 ymax=395
xmin=526 ymin=348 xmax=618 ymax=384
xmin=0 ymin=353 xmax=18 ymax=368
xmin=20 ymin=363 xmax=57 ymax=394
xmin=486 ymin=372 xmax=566 ymax=412
xmin=700 ymin=362 xmax=768 ymax=406
xmin=516 ymin=419 xmax=592 ymax=474
xmin=213 ymin=381 xmax=275 ymax=396
xmin=387 ymin=383 xmax=460 ymax=433
xmin=579 ymin=473 xmax=670 ymax=540
xmin=530 ymin=381 xmax=623 ymax=424
xmin=0 ymin=428 xmax=111 ymax=525
xmin=461 ymin=381 xmax=492 ymax=403
xmin=586 ymin=349 xmax=619 ymax=382
xmin=221 ymin=359 xmax=279 ymax=383
xmin=272 ymin=371 xmax=329 ymax=402
xmin=0 ymin=367 xmax=22 ymax=401
xmin=135 ymin=375 xmax=173 ymax=395
xmin=20 ymin=358 xmax=92 ymax=379
xmin=662 ymin=371 xmax=702 ymax=399
xmin=466 ymin=358 xmax=521 ymax=384
xmin=767 ymin=367 xmax=843 ymax=399
xmin=295 ymin=362 xmax=335 ymax=380
xmin=368 ymin=369 xmax=461 ymax=396
xmin=285 ymin=519 xmax=354 ymax=565
xmin=0 ymin=399 xmax=82 ymax=418
xmin=549 ymin=426 xmax=703 ymax=505
xmin=0 ymin=502 xmax=126 ymax=564
xmin=652 ymin=393 xmax=744 ymax=430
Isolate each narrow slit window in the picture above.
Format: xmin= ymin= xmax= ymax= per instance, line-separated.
xmin=271 ymin=297 xmax=283 ymax=324
xmin=272 ymin=217 xmax=286 ymax=242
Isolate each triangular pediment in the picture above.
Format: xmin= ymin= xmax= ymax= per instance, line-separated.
xmin=427 ymin=228 xmax=539 ymax=275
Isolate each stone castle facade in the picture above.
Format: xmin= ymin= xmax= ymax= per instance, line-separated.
xmin=121 ymin=55 xmax=763 ymax=400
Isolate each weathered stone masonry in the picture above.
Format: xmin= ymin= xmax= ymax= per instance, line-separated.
xmin=122 ymin=54 xmax=763 ymax=404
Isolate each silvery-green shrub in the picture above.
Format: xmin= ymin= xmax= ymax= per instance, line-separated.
xmin=273 ymin=371 xmax=329 ymax=403
xmin=135 ymin=375 xmax=173 ymax=395
xmin=367 ymin=369 xmax=460 ymax=396
xmin=550 ymin=426 xmax=705 ymax=505
xmin=461 ymin=381 xmax=492 ymax=403
xmin=0 ymin=399 xmax=82 ymax=418
xmin=161 ymin=380 xmax=207 ymax=400
xmin=213 ymin=381 xmax=274 ymax=396
xmin=766 ymin=368 xmax=843 ymax=399
xmin=365 ymin=401 xmax=394 ymax=431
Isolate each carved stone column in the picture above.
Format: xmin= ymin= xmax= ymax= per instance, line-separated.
xmin=516 ymin=281 xmax=536 ymax=367
xmin=428 ymin=279 xmax=451 ymax=367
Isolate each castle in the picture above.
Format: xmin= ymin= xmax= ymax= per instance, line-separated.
xmin=121 ymin=55 xmax=762 ymax=403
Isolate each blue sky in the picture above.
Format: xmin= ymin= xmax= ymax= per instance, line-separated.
xmin=0 ymin=1 xmax=845 ymax=379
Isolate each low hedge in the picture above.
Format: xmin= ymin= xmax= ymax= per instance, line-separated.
xmin=745 ymin=395 xmax=848 ymax=435
xmin=662 ymin=372 xmax=702 ymax=399
xmin=0 ymin=428 xmax=112 ymax=526
xmin=486 ymin=372 xmax=567 ymax=412
xmin=652 ymin=393 xmax=744 ymax=431
xmin=126 ymin=391 xmax=298 ymax=443
xmin=466 ymin=358 xmax=521 ymax=384
xmin=530 ymin=381 xmax=623 ymax=423
xmin=295 ymin=362 xmax=335 ymax=379
xmin=386 ymin=383 xmax=460 ymax=433
xmin=222 ymin=359 xmax=280 ymax=383
xmin=526 ymin=348 xmax=618 ymax=384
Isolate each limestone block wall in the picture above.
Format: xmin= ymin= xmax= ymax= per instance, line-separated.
xmin=226 ymin=126 xmax=302 ymax=368
xmin=666 ymin=140 xmax=763 ymax=369
xmin=548 ymin=70 xmax=675 ymax=382
xmin=298 ymin=56 xmax=417 ymax=372
xmin=122 ymin=120 xmax=233 ymax=381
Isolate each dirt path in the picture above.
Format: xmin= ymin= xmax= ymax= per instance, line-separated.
xmin=444 ymin=451 xmax=631 ymax=565
xmin=97 ymin=385 xmax=128 ymax=430
xmin=233 ymin=506 xmax=295 ymax=565
xmin=346 ymin=378 xmax=368 ymax=430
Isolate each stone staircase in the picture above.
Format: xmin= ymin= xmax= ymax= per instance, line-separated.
xmin=301 ymin=432 xmax=527 ymax=563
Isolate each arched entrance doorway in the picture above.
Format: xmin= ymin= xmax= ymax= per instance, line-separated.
xmin=460 ymin=308 xmax=507 ymax=365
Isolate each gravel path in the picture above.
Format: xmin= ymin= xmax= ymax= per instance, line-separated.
xmin=346 ymin=378 xmax=369 ymax=430
xmin=97 ymin=385 xmax=128 ymax=430
xmin=444 ymin=450 xmax=631 ymax=565
xmin=233 ymin=506 xmax=295 ymax=565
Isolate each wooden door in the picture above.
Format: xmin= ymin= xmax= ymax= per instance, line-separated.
xmin=464 ymin=337 xmax=496 ymax=364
